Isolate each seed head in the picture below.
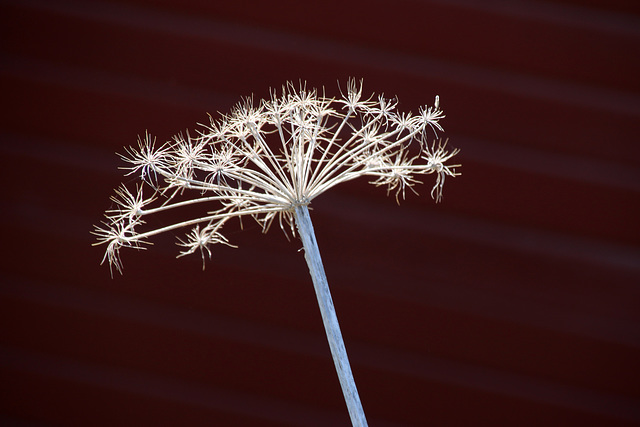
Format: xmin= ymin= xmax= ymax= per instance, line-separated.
xmin=93 ymin=79 xmax=460 ymax=274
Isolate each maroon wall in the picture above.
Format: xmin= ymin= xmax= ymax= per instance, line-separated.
xmin=1 ymin=0 xmax=639 ymax=425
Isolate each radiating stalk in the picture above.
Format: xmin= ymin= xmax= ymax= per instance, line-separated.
xmin=293 ymin=204 xmax=368 ymax=427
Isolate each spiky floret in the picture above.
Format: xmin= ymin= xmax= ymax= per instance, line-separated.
xmin=93 ymin=79 xmax=460 ymax=274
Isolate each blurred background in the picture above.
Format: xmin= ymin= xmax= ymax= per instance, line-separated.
xmin=1 ymin=0 xmax=639 ymax=425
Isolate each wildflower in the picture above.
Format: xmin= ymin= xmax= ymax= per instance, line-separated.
xmin=93 ymin=79 xmax=460 ymax=426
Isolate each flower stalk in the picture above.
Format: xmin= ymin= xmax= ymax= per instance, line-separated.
xmin=93 ymin=79 xmax=460 ymax=425
xmin=294 ymin=204 xmax=367 ymax=426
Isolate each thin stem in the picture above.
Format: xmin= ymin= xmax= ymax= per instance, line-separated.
xmin=293 ymin=205 xmax=368 ymax=427
xmin=123 ymin=204 xmax=283 ymax=242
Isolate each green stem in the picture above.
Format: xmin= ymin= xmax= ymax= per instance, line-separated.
xmin=293 ymin=205 xmax=368 ymax=427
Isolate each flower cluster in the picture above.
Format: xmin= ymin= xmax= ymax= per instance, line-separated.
xmin=93 ymin=80 xmax=460 ymax=274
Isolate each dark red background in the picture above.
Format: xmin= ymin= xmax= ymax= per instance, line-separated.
xmin=1 ymin=0 xmax=639 ymax=425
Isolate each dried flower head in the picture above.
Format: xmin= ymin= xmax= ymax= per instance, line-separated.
xmin=93 ymin=79 xmax=460 ymax=274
